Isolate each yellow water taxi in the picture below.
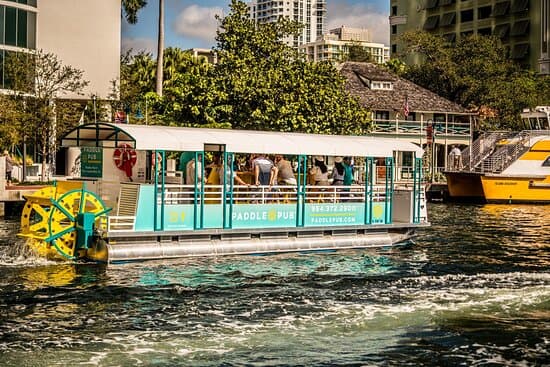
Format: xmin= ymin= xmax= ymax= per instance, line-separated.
xmin=445 ymin=107 xmax=550 ymax=203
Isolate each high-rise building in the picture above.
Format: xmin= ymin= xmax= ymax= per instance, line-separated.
xmin=0 ymin=0 xmax=120 ymax=98
xmin=248 ymin=0 xmax=327 ymax=48
xmin=389 ymin=0 xmax=550 ymax=75
xmin=300 ymin=26 xmax=390 ymax=63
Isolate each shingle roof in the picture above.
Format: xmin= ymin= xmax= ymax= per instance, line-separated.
xmin=339 ymin=62 xmax=468 ymax=114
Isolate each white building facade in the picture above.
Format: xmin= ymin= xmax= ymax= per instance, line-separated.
xmin=248 ymin=0 xmax=327 ymax=48
xmin=300 ymin=26 xmax=390 ymax=63
xmin=0 ymin=0 xmax=120 ymax=99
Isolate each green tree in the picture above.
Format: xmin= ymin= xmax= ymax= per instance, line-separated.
xmin=3 ymin=50 xmax=88 ymax=180
xmin=211 ymin=0 xmax=372 ymax=133
xmin=121 ymin=0 xmax=164 ymax=96
xmin=399 ymin=31 xmax=547 ymax=129
xmin=347 ymin=43 xmax=374 ymax=63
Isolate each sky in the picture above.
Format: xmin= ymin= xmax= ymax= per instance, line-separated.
xmin=121 ymin=0 xmax=390 ymax=55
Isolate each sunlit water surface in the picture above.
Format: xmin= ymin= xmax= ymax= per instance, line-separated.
xmin=0 ymin=203 xmax=549 ymax=366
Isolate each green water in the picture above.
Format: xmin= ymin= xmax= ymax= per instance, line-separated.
xmin=0 ymin=203 xmax=549 ymax=366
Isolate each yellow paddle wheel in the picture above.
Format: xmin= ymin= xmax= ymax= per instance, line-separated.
xmin=18 ymin=181 xmax=111 ymax=261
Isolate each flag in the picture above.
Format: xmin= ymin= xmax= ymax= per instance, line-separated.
xmin=78 ymin=105 xmax=88 ymax=125
xmin=403 ymin=97 xmax=410 ymax=118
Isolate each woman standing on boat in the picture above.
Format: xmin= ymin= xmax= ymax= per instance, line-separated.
xmin=310 ymin=156 xmax=329 ymax=186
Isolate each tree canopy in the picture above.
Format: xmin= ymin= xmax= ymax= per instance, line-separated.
xmin=398 ymin=31 xmax=550 ymax=129
xmin=135 ymin=0 xmax=372 ymax=134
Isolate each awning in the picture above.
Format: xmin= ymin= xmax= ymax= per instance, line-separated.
xmin=510 ymin=19 xmax=530 ymax=36
xmin=424 ymin=15 xmax=439 ymax=30
xmin=492 ymin=1 xmax=510 ymax=16
xmin=440 ymin=12 xmax=456 ymax=27
xmin=425 ymin=0 xmax=439 ymax=9
xmin=61 ymin=123 xmax=424 ymax=157
xmin=511 ymin=0 xmax=529 ymax=13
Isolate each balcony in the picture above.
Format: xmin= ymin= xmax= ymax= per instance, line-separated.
xmin=371 ymin=119 xmax=471 ymax=137
xmin=389 ymin=15 xmax=407 ymax=25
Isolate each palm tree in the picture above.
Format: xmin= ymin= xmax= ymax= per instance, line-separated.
xmin=155 ymin=0 xmax=164 ymax=97
xmin=122 ymin=0 xmax=164 ymax=97
xmin=121 ymin=0 xmax=147 ymax=24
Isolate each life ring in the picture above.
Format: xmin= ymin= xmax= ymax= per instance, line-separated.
xmin=113 ymin=143 xmax=137 ymax=179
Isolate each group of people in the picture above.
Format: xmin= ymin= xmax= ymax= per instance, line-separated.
xmin=179 ymin=152 xmax=353 ymax=189
xmin=309 ymin=156 xmax=353 ymax=187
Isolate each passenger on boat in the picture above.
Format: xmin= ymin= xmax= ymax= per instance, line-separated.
xmin=275 ymin=155 xmax=297 ymax=185
xmin=331 ymin=157 xmax=345 ymax=186
xmin=185 ymin=155 xmax=203 ymax=185
xmin=310 ymin=156 xmax=329 ymax=185
xmin=252 ymin=154 xmax=278 ymax=186
xmin=341 ymin=157 xmax=354 ymax=201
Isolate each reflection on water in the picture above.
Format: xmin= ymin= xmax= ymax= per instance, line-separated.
xmin=0 ymin=203 xmax=549 ymax=366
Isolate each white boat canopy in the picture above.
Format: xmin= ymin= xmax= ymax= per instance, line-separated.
xmin=61 ymin=122 xmax=423 ymax=157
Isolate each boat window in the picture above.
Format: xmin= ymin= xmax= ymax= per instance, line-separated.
xmin=543 ymin=156 xmax=550 ymax=167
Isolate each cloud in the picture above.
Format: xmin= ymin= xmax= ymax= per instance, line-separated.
xmin=327 ymin=1 xmax=389 ymax=44
xmin=121 ymin=37 xmax=156 ymax=56
xmin=172 ymin=5 xmax=223 ymax=43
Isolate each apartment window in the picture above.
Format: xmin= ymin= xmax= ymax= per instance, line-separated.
xmin=492 ymin=1 xmax=511 ymax=16
xmin=392 ymin=25 xmax=397 ymax=34
xmin=478 ymin=27 xmax=492 ymax=35
xmin=426 ymin=0 xmax=439 ymax=9
xmin=424 ymin=15 xmax=439 ymax=30
xmin=0 ymin=7 xmax=4 ymax=44
xmin=391 ymin=6 xmax=397 ymax=16
xmin=511 ymin=43 xmax=529 ymax=59
xmin=494 ymin=24 xmax=510 ymax=38
xmin=0 ymin=50 xmax=3 ymax=88
xmin=461 ymin=9 xmax=474 ymax=23
xmin=478 ymin=6 xmax=492 ymax=19
xmin=443 ymin=33 xmax=457 ymax=42
xmin=375 ymin=111 xmax=390 ymax=121
xmin=405 ymin=112 xmax=416 ymax=121
xmin=511 ymin=0 xmax=529 ymax=13
xmin=5 ymin=6 xmax=16 ymax=46
xmin=391 ymin=44 xmax=397 ymax=53
xmin=440 ymin=0 xmax=455 ymax=5
xmin=511 ymin=20 xmax=529 ymax=36
xmin=441 ymin=12 xmax=456 ymax=27
xmin=461 ymin=30 xmax=474 ymax=38
xmin=0 ymin=6 xmax=36 ymax=48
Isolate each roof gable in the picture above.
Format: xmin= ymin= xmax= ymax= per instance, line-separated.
xmin=339 ymin=62 xmax=467 ymax=114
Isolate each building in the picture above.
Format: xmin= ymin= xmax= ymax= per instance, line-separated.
xmin=339 ymin=61 xmax=475 ymax=179
xmin=0 ymin=0 xmax=121 ymax=98
xmin=300 ymin=26 xmax=390 ymax=63
xmin=248 ymin=0 xmax=327 ymax=48
xmin=187 ymin=48 xmax=218 ymax=64
xmin=389 ymin=0 xmax=550 ymax=75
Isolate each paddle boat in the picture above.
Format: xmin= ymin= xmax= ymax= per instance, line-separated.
xmin=19 ymin=123 xmax=428 ymax=262
xmin=445 ymin=106 xmax=550 ymax=203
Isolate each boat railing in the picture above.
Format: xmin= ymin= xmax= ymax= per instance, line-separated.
xmin=479 ymin=131 xmax=532 ymax=173
xmin=156 ymin=184 xmax=388 ymax=205
xmin=459 ymin=131 xmax=514 ymax=171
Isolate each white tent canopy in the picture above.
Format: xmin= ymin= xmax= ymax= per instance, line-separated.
xmin=62 ymin=122 xmax=423 ymax=157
